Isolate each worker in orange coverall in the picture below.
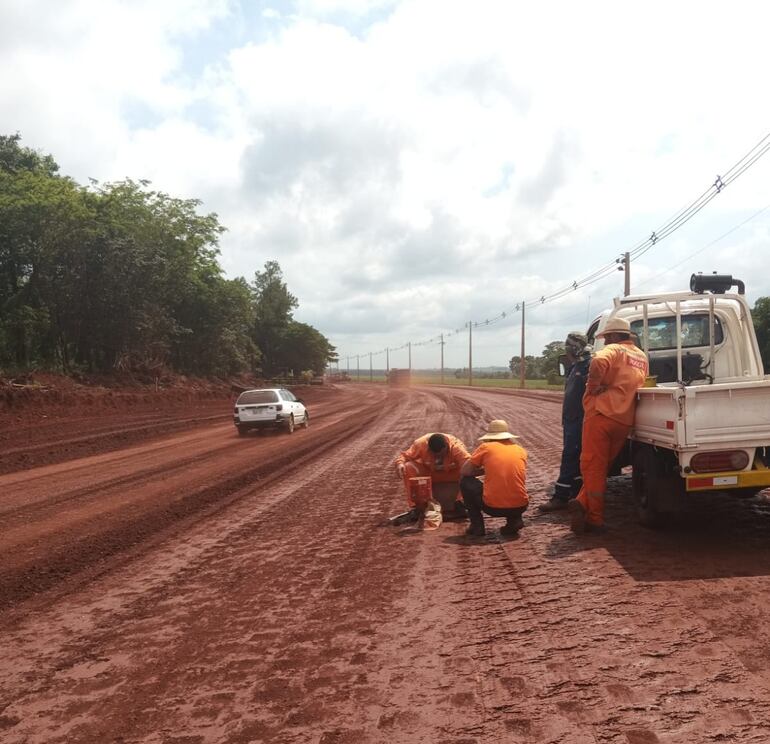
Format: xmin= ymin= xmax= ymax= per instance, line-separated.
xmin=393 ymin=433 xmax=470 ymax=524
xmin=568 ymin=317 xmax=648 ymax=534
xmin=460 ymin=419 xmax=528 ymax=537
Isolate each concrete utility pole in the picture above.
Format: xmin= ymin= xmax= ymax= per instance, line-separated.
xmin=356 ymin=354 xmax=360 ymax=381
xmin=369 ymin=351 xmax=373 ymax=382
xmin=440 ymin=333 xmax=445 ymax=385
xmin=346 ymin=356 xmax=350 ymax=374
xmin=468 ymin=321 xmax=473 ymax=387
xmin=520 ymin=301 xmax=526 ymax=389
xmin=408 ymin=341 xmax=412 ymax=371
xmin=386 ymin=347 xmax=389 ymax=373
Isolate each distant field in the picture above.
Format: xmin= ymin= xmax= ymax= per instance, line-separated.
xmin=345 ymin=374 xmax=563 ymax=391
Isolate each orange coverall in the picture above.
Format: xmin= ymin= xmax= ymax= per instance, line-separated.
xmin=575 ymin=341 xmax=648 ymax=525
xmin=395 ymin=433 xmax=470 ymax=507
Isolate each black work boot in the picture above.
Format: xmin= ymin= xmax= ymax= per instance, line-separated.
xmin=390 ymin=507 xmax=420 ymax=526
xmin=568 ymin=499 xmax=587 ymax=534
xmin=465 ymin=515 xmax=485 ymax=537
xmin=537 ymin=498 xmax=569 ymax=513
xmin=500 ymin=516 xmax=524 ymax=536
xmin=448 ymin=500 xmax=468 ymax=521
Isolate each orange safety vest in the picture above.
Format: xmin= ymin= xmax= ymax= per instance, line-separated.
xmin=583 ymin=341 xmax=648 ymax=426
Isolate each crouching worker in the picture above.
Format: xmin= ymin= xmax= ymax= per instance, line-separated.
xmin=393 ymin=433 xmax=470 ymax=524
xmin=460 ymin=420 xmax=528 ymax=537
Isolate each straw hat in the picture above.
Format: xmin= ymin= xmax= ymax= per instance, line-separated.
xmin=478 ymin=419 xmax=519 ymax=441
xmin=595 ymin=317 xmax=631 ymax=338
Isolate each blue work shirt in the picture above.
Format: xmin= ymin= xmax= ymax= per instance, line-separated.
xmin=563 ymin=356 xmax=590 ymax=422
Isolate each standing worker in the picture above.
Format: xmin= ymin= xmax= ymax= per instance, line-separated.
xmin=539 ymin=333 xmax=592 ymax=512
xmin=394 ymin=433 xmax=470 ymax=523
xmin=460 ymin=420 xmax=528 ymax=537
xmin=569 ymin=317 xmax=648 ymax=533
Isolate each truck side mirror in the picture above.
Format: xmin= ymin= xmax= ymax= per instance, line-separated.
xmin=558 ymin=354 xmax=568 ymax=377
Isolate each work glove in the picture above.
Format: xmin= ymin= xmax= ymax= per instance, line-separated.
xmin=396 ymin=463 xmax=406 ymax=479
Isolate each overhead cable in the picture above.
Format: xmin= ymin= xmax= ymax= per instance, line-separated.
xmin=339 ymin=130 xmax=770 ymax=359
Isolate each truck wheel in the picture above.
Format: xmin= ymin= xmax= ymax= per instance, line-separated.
xmin=284 ymin=415 xmax=295 ymax=434
xmin=237 ymin=425 xmax=248 ymax=437
xmin=632 ymin=445 xmax=663 ymax=528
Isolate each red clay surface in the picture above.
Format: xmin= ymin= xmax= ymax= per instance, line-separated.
xmin=2 ymin=382 xmax=770 ymax=742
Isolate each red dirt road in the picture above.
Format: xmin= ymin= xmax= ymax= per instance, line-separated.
xmin=2 ymin=384 xmax=770 ymax=742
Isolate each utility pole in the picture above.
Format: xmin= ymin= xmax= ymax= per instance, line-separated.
xmin=468 ymin=321 xmax=473 ymax=387
xmin=356 ymin=354 xmax=360 ymax=381
xmin=346 ymin=356 xmax=350 ymax=375
xmin=408 ymin=341 xmax=412 ymax=371
xmin=369 ymin=351 xmax=372 ymax=382
xmin=520 ymin=301 xmax=526 ymax=389
xmin=440 ymin=333 xmax=445 ymax=385
xmin=617 ymin=251 xmax=630 ymax=296
xmin=386 ymin=347 xmax=389 ymax=373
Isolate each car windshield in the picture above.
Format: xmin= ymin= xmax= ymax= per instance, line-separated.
xmin=630 ymin=314 xmax=724 ymax=350
xmin=237 ymin=390 xmax=280 ymax=405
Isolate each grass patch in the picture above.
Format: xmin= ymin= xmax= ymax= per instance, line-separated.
xmin=347 ymin=374 xmax=563 ymax=390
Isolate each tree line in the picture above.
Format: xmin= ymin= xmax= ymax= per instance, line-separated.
xmin=0 ymin=134 xmax=336 ymax=379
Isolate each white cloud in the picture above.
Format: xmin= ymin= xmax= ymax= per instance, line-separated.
xmin=2 ymin=0 xmax=770 ymax=364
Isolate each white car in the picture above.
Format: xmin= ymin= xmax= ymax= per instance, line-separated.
xmin=233 ymin=388 xmax=309 ymax=436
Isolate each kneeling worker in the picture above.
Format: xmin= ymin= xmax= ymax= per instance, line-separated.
xmin=460 ymin=420 xmax=528 ymax=537
xmin=394 ymin=432 xmax=471 ymax=523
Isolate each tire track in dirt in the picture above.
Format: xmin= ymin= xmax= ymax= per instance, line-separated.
xmin=448 ymin=387 xmax=770 ymax=742
xmin=5 ymin=385 xmax=770 ymax=742
xmin=0 ymin=388 xmax=422 ymax=743
xmin=0 ymin=388 xmax=390 ymax=612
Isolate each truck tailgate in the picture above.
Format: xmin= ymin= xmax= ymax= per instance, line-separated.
xmin=633 ymin=379 xmax=770 ymax=450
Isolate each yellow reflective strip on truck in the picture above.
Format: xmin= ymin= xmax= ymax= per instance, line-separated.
xmin=686 ymin=465 xmax=770 ymax=492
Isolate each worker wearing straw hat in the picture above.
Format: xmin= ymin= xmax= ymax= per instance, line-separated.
xmin=460 ymin=420 xmax=528 ymax=537
xmin=569 ymin=317 xmax=648 ymax=534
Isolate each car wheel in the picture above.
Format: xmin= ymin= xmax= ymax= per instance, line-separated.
xmin=284 ymin=415 xmax=295 ymax=434
xmin=301 ymin=411 xmax=309 ymax=428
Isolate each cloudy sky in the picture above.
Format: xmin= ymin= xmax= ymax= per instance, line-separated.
xmin=2 ymin=0 xmax=770 ymax=369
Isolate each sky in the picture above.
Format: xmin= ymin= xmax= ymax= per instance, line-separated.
xmin=2 ymin=0 xmax=770 ymax=370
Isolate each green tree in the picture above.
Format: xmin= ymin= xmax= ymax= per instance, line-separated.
xmin=508 ymin=355 xmax=542 ymax=378
xmin=752 ymin=297 xmax=770 ymax=373
xmin=275 ymin=321 xmax=337 ymax=376
xmin=0 ymin=135 xmax=329 ymax=381
xmin=540 ymin=340 xmax=564 ymax=382
xmin=0 ymin=137 xmax=90 ymax=369
xmin=251 ymin=261 xmax=298 ymax=375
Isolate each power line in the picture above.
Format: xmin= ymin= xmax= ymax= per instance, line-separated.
xmin=339 ymin=130 xmax=770 ymax=359
xmin=634 ymin=201 xmax=770 ymax=291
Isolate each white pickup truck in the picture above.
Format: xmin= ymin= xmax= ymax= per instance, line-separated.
xmin=588 ymin=273 xmax=770 ymax=526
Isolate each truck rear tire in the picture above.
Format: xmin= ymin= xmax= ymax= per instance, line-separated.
xmin=632 ymin=444 xmax=685 ymax=528
xmin=632 ymin=445 xmax=664 ymax=528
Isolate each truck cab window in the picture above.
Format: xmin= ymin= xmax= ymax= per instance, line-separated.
xmin=630 ymin=314 xmax=724 ymax=350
